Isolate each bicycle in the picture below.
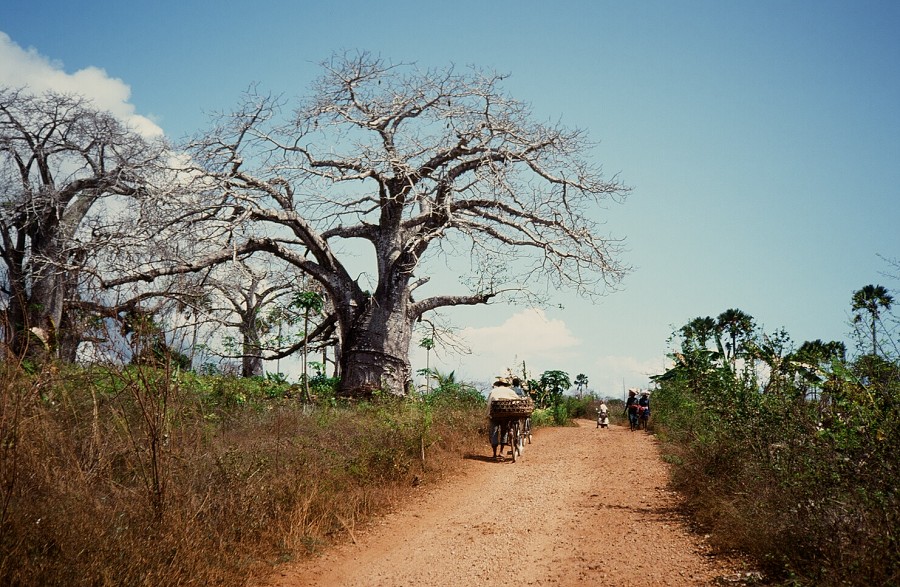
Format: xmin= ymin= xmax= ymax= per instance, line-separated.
xmin=503 ymin=418 xmax=522 ymax=462
xmin=488 ymin=397 xmax=532 ymax=462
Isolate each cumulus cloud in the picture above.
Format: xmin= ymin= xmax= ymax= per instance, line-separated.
xmin=409 ymin=307 xmax=666 ymax=395
xmin=0 ymin=32 xmax=163 ymax=138
xmin=461 ymin=308 xmax=580 ymax=358
xmin=410 ymin=308 xmax=583 ymax=389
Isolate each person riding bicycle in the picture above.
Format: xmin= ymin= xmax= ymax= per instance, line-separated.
xmin=596 ymin=401 xmax=609 ymax=428
xmin=487 ymin=378 xmax=521 ymax=458
xmin=511 ymin=377 xmax=527 ymax=398
xmin=510 ymin=377 xmax=533 ymax=442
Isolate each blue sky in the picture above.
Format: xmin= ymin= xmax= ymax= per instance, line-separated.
xmin=3 ymin=1 xmax=899 ymax=397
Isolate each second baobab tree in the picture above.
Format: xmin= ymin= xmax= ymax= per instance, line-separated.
xmin=188 ymin=52 xmax=630 ymax=397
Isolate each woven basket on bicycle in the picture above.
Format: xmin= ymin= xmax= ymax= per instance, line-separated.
xmin=489 ymin=398 xmax=534 ymax=418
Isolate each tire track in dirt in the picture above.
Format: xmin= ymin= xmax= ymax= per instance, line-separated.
xmin=260 ymin=420 xmax=742 ymax=586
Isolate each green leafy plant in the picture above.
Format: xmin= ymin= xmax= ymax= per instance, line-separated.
xmin=652 ymin=299 xmax=900 ymax=585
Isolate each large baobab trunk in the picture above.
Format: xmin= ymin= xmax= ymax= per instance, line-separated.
xmin=7 ymin=254 xmax=67 ymax=360
xmin=337 ymin=287 xmax=413 ymax=397
xmin=241 ymin=325 xmax=264 ymax=378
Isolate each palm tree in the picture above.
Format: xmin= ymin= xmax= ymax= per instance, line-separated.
xmin=716 ymin=308 xmax=756 ymax=370
xmin=292 ymin=291 xmax=325 ymax=401
xmin=744 ymin=328 xmax=792 ymax=394
xmin=791 ymin=339 xmax=847 ymax=400
xmin=680 ymin=316 xmax=717 ymax=352
xmin=432 ymin=369 xmax=457 ymax=389
xmin=793 ymin=339 xmax=846 ymax=368
xmin=851 ymin=284 xmax=894 ymax=356
xmin=574 ymin=373 xmax=589 ymax=398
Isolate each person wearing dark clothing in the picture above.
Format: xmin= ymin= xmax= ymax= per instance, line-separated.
xmin=625 ymin=389 xmax=639 ymax=430
xmin=511 ymin=377 xmax=527 ymax=398
xmin=638 ymin=391 xmax=650 ymax=413
xmin=637 ymin=391 xmax=651 ymax=428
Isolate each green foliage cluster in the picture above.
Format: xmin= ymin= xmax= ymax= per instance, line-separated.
xmin=417 ymin=369 xmax=484 ymax=409
xmin=653 ymin=298 xmax=899 ymax=586
xmin=531 ymin=369 xmax=571 ymax=408
xmin=0 ymin=362 xmax=484 ymax=587
xmin=536 ymin=394 xmax=595 ymax=425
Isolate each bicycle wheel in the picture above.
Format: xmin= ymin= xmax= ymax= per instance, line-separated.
xmin=516 ymin=419 xmax=525 ymax=455
xmin=509 ymin=420 xmax=520 ymax=462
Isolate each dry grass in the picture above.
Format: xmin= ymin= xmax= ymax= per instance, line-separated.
xmin=0 ymin=363 xmax=485 ymax=587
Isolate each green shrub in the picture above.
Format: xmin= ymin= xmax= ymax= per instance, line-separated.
xmin=653 ymin=351 xmax=900 ymax=585
xmin=422 ymin=379 xmax=485 ymax=409
xmin=551 ymin=401 xmax=569 ymax=425
xmin=559 ymin=394 xmax=594 ymax=419
xmin=529 ymin=407 xmax=555 ymax=427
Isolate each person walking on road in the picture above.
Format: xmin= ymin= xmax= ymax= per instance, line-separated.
xmin=638 ymin=391 xmax=651 ymax=427
xmin=624 ymin=389 xmax=639 ymax=431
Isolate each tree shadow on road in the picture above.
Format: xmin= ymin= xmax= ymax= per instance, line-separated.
xmin=463 ymin=453 xmax=512 ymax=463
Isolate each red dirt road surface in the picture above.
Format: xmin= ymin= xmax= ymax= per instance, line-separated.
xmin=260 ymin=419 xmax=748 ymax=586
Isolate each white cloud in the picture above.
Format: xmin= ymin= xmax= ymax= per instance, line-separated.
xmin=462 ymin=308 xmax=580 ymax=357
xmin=410 ymin=307 xmax=667 ymax=395
xmin=410 ymin=308 xmax=583 ymax=388
xmin=0 ymin=32 xmax=163 ymax=138
xmin=583 ymin=354 xmax=670 ymax=399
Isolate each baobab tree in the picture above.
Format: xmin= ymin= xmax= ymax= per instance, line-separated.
xmin=0 ymin=89 xmax=166 ymax=360
xmin=204 ymin=260 xmax=298 ymax=378
xmin=147 ymin=53 xmax=629 ymax=396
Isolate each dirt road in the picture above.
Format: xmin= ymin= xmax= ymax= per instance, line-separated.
xmin=262 ymin=420 xmax=745 ymax=586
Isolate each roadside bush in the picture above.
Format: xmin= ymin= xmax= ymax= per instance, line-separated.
xmin=0 ymin=363 xmax=485 ymax=587
xmin=530 ymin=407 xmax=555 ymax=428
xmin=422 ymin=378 xmax=484 ymax=409
xmin=559 ymin=394 xmax=594 ymax=420
xmin=653 ymin=354 xmax=900 ymax=586
xmin=552 ymin=401 xmax=569 ymax=425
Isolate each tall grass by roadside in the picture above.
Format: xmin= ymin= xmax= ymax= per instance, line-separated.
xmin=0 ymin=362 xmax=485 ymax=587
xmin=652 ymin=355 xmax=899 ymax=586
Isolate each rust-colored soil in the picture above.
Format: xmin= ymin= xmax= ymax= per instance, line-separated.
xmin=260 ymin=420 xmax=747 ymax=586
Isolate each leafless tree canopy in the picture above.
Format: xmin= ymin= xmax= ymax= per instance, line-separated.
xmin=0 ymin=88 xmax=167 ymax=359
xmin=2 ymin=54 xmax=630 ymax=395
xmin=174 ymin=52 xmax=631 ymax=395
